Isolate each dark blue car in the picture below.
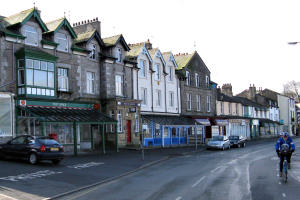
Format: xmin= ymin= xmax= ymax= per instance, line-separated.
xmin=0 ymin=135 xmax=64 ymax=165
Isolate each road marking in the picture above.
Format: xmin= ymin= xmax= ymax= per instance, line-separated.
xmin=192 ymin=176 xmax=206 ymax=188
xmin=175 ymin=197 xmax=182 ymax=200
xmin=282 ymin=193 xmax=286 ymax=198
xmin=67 ymin=162 xmax=104 ymax=169
xmin=0 ymin=170 xmax=62 ymax=182
xmin=211 ymin=166 xmax=223 ymax=173
xmin=0 ymin=194 xmax=18 ymax=200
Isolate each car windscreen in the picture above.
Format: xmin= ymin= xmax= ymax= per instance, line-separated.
xmin=37 ymin=138 xmax=59 ymax=145
xmin=212 ymin=136 xmax=224 ymax=141
xmin=229 ymin=136 xmax=239 ymax=140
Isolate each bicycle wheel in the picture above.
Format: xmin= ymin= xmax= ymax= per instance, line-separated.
xmin=283 ymin=161 xmax=288 ymax=183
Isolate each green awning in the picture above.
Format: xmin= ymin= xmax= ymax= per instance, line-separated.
xmin=19 ymin=106 xmax=116 ymax=124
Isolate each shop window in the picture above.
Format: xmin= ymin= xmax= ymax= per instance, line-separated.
xmin=117 ymin=110 xmax=123 ymax=133
xmin=58 ymin=68 xmax=69 ymax=91
xmin=24 ymin=25 xmax=38 ymax=46
xmin=55 ymin=32 xmax=69 ymax=52
xmin=135 ymin=113 xmax=139 ymax=132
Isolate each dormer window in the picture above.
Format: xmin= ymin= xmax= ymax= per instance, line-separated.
xmin=24 ymin=25 xmax=38 ymax=46
xmin=186 ymin=71 xmax=191 ymax=85
xmin=116 ymin=48 xmax=122 ymax=63
xmin=168 ymin=66 xmax=173 ymax=81
xmin=89 ymin=44 xmax=96 ymax=60
xmin=206 ymin=75 xmax=210 ymax=87
xmin=154 ymin=63 xmax=160 ymax=81
xmin=55 ymin=33 xmax=69 ymax=52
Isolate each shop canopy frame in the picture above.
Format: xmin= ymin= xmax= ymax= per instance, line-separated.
xmin=17 ymin=106 xmax=118 ymax=155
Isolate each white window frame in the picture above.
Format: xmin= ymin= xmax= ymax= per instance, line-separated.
xmin=228 ymin=102 xmax=231 ymax=114
xmin=169 ymin=92 xmax=174 ymax=107
xmin=207 ymin=96 xmax=211 ymax=112
xmin=187 ymin=93 xmax=192 ymax=111
xmin=154 ymin=63 xmax=160 ymax=81
xmin=110 ymin=110 xmax=115 ymax=132
xmin=55 ymin=32 xmax=69 ymax=52
xmin=156 ymin=90 xmax=161 ymax=107
xmin=206 ymin=75 xmax=210 ymax=87
xmin=168 ymin=66 xmax=173 ymax=81
xmin=141 ymin=88 xmax=147 ymax=105
xmin=115 ymin=75 xmax=123 ymax=96
xmin=135 ymin=113 xmax=139 ymax=133
xmin=117 ymin=110 xmax=123 ymax=133
xmin=58 ymin=68 xmax=69 ymax=91
xmin=116 ymin=48 xmax=122 ymax=63
xmin=195 ymin=73 xmax=199 ymax=87
xmin=186 ymin=71 xmax=190 ymax=86
xmin=221 ymin=102 xmax=224 ymax=114
xmin=139 ymin=60 xmax=146 ymax=77
xmin=24 ymin=25 xmax=38 ymax=46
xmin=89 ymin=43 xmax=96 ymax=60
xmin=86 ymin=71 xmax=95 ymax=94
xmin=196 ymin=95 xmax=201 ymax=111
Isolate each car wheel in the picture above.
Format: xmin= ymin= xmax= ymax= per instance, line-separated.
xmin=52 ymin=159 xmax=61 ymax=165
xmin=29 ymin=153 xmax=38 ymax=165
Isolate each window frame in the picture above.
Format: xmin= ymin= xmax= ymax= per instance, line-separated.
xmin=58 ymin=68 xmax=69 ymax=92
xmin=117 ymin=110 xmax=123 ymax=133
xmin=24 ymin=25 xmax=38 ymax=46
xmin=116 ymin=48 xmax=122 ymax=63
xmin=156 ymin=90 xmax=161 ymax=107
xmin=55 ymin=32 xmax=69 ymax=52
xmin=139 ymin=59 xmax=146 ymax=77
xmin=89 ymin=43 xmax=96 ymax=60
xmin=196 ymin=95 xmax=201 ymax=111
xmin=207 ymin=96 xmax=211 ymax=112
xmin=115 ymin=75 xmax=123 ymax=96
xmin=168 ymin=66 xmax=173 ymax=81
xmin=169 ymin=91 xmax=174 ymax=107
xmin=154 ymin=63 xmax=160 ymax=81
xmin=141 ymin=88 xmax=147 ymax=105
xmin=86 ymin=71 xmax=95 ymax=94
xmin=187 ymin=93 xmax=192 ymax=111
xmin=186 ymin=71 xmax=191 ymax=86
xmin=195 ymin=73 xmax=199 ymax=87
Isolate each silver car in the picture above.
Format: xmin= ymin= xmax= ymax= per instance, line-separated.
xmin=207 ymin=135 xmax=231 ymax=150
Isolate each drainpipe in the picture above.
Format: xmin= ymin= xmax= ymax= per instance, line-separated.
xmin=151 ymin=63 xmax=153 ymax=112
xmin=164 ymin=72 xmax=167 ymax=113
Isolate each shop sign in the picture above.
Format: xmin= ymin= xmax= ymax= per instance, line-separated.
xmin=129 ymin=107 xmax=136 ymax=113
xmin=18 ymin=100 xmax=94 ymax=109
xmin=118 ymin=101 xmax=140 ymax=107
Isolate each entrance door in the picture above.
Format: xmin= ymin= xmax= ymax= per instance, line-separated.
xmin=127 ymin=120 xmax=131 ymax=143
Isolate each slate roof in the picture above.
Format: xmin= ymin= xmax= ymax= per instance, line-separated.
xmin=126 ymin=43 xmax=145 ymax=59
xmin=45 ymin=18 xmax=65 ymax=32
xmin=3 ymin=8 xmax=34 ymax=26
xmin=74 ymin=29 xmax=96 ymax=43
xmin=102 ymin=34 xmax=122 ymax=46
xmin=162 ymin=52 xmax=171 ymax=62
xmin=148 ymin=48 xmax=159 ymax=58
xmin=174 ymin=51 xmax=195 ymax=70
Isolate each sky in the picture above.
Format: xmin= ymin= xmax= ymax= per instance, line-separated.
xmin=2 ymin=0 xmax=300 ymax=95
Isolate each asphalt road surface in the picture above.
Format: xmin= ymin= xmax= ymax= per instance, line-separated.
xmin=0 ymin=138 xmax=299 ymax=200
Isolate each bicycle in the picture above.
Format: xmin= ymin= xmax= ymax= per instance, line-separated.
xmin=282 ymin=154 xmax=288 ymax=183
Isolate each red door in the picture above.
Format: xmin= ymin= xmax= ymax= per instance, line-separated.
xmin=127 ymin=120 xmax=131 ymax=143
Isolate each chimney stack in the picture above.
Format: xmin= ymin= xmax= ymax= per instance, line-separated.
xmin=222 ymin=83 xmax=233 ymax=97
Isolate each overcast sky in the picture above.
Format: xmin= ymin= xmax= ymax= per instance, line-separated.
xmin=2 ymin=0 xmax=300 ymax=95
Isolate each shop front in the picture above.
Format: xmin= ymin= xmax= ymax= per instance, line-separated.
xmin=228 ymin=118 xmax=250 ymax=139
xmin=141 ymin=115 xmax=198 ymax=147
xmin=16 ymin=99 xmax=117 ymax=155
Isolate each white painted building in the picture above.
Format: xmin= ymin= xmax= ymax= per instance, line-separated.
xmin=278 ymin=94 xmax=296 ymax=135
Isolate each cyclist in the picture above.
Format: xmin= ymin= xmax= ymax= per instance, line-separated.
xmin=275 ymin=132 xmax=295 ymax=177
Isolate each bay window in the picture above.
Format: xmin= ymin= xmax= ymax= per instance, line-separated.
xmin=17 ymin=58 xmax=55 ymax=97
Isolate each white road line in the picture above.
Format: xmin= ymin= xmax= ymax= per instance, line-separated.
xmin=0 ymin=194 xmax=18 ymax=200
xmin=211 ymin=166 xmax=223 ymax=173
xmin=192 ymin=176 xmax=206 ymax=188
xmin=282 ymin=193 xmax=286 ymax=198
xmin=175 ymin=196 xmax=182 ymax=200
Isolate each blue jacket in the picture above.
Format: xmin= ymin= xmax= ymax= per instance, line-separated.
xmin=275 ymin=136 xmax=295 ymax=151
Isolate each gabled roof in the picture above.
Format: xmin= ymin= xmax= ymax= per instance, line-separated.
xmin=4 ymin=7 xmax=48 ymax=32
xmin=126 ymin=43 xmax=152 ymax=62
xmin=45 ymin=18 xmax=77 ymax=38
xmin=74 ymin=29 xmax=104 ymax=46
xmin=162 ymin=52 xmax=178 ymax=69
xmin=174 ymin=51 xmax=196 ymax=70
xmin=148 ymin=48 xmax=166 ymax=66
xmin=102 ymin=34 xmax=130 ymax=51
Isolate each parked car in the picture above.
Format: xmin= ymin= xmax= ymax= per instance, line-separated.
xmin=207 ymin=135 xmax=230 ymax=150
xmin=0 ymin=135 xmax=64 ymax=165
xmin=228 ymin=135 xmax=246 ymax=148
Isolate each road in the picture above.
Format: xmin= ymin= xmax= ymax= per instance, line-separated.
xmin=0 ymin=138 xmax=299 ymax=200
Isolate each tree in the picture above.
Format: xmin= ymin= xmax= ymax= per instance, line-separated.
xmin=283 ymin=81 xmax=300 ymax=101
